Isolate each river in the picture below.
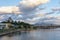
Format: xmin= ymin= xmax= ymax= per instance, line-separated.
xmin=0 ymin=28 xmax=60 ymax=40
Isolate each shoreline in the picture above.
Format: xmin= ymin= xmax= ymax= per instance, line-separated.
xmin=0 ymin=28 xmax=59 ymax=36
xmin=0 ymin=29 xmax=34 ymax=36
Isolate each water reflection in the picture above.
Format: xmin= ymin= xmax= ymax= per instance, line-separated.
xmin=0 ymin=29 xmax=60 ymax=40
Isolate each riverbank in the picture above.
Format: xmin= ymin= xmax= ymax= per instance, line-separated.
xmin=0 ymin=28 xmax=36 ymax=36
xmin=0 ymin=29 xmax=21 ymax=36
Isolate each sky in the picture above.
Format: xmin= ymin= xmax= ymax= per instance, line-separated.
xmin=0 ymin=0 xmax=60 ymax=25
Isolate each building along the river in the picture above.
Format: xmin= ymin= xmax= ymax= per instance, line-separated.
xmin=0 ymin=23 xmax=12 ymax=29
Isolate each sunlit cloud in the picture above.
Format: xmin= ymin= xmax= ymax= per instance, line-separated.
xmin=19 ymin=0 xmax=49 ymax=14
xmin=19 ymin=0 xmax=49 ymax=8
xmin=0 ymin=6 xmax=21 ymax=14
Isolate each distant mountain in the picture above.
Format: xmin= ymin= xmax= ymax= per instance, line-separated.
xmin=34 ymin=22 xmax=55 ymax=26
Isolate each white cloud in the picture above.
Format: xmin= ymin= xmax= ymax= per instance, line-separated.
xmin=0 ymin=0 xmax=49 ymax=14
xmin=0 ymin=15 xmax=5 ymax=19
xmin=19 ymin=0 xmax=49 ymax=8
xmin=52 ymin=7 xmax=60 ymax=11
xmin=55 ymin=16 xmax=60 ymax=19
xmin=0 ymin=6 xmax=21 ymax=14
xmin=18 ymin=15 xmax=23 ymax=18
xmin=18 ymin=0 xmax=50 ymax=14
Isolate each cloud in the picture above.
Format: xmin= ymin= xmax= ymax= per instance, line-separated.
xmin=19 ymin=0 xmax=49 ymax=8
xmin=55 ymin=16 xmax=60 ymax=20
xmin=36 ymin=15 xmax=60 ymax=25
xmin=25 ymin=17 xmax=40 ymax=24
xmin=0 ymin=15 xmax=5 ymax=19
xmin=52 ymin=7 xmax=60 ymax=11
xmin=0 ymin=0 xmax=49 ymax=14
xmin=0 ymin=6 xmax=21 ymax=14
xmin=19 ymin=0 xmax=49 ymax=14
xmin=0 ymin=15 xmax=7 ymax=22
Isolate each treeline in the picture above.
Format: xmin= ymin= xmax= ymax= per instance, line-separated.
xmin=1 ymin=17 xmax=35 ymax=30
xmin=36 ymin=25 xmax=60 ymax=29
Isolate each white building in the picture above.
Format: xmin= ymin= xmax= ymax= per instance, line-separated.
xmin=0 ymin=23 xmax=12 ymax=29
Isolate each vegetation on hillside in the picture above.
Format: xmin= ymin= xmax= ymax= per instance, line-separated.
xmin=1 ymin=17 xmax=35 ymax=30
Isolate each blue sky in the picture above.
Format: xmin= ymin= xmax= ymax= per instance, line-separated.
xmin=0 ymin=0 xmax=60 ymax=24
xmin=0 ymin=0 xmax=20 ymax=6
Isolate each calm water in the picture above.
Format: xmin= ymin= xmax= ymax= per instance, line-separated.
xmin=0 ymin=28 xmax=60 ymax=40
